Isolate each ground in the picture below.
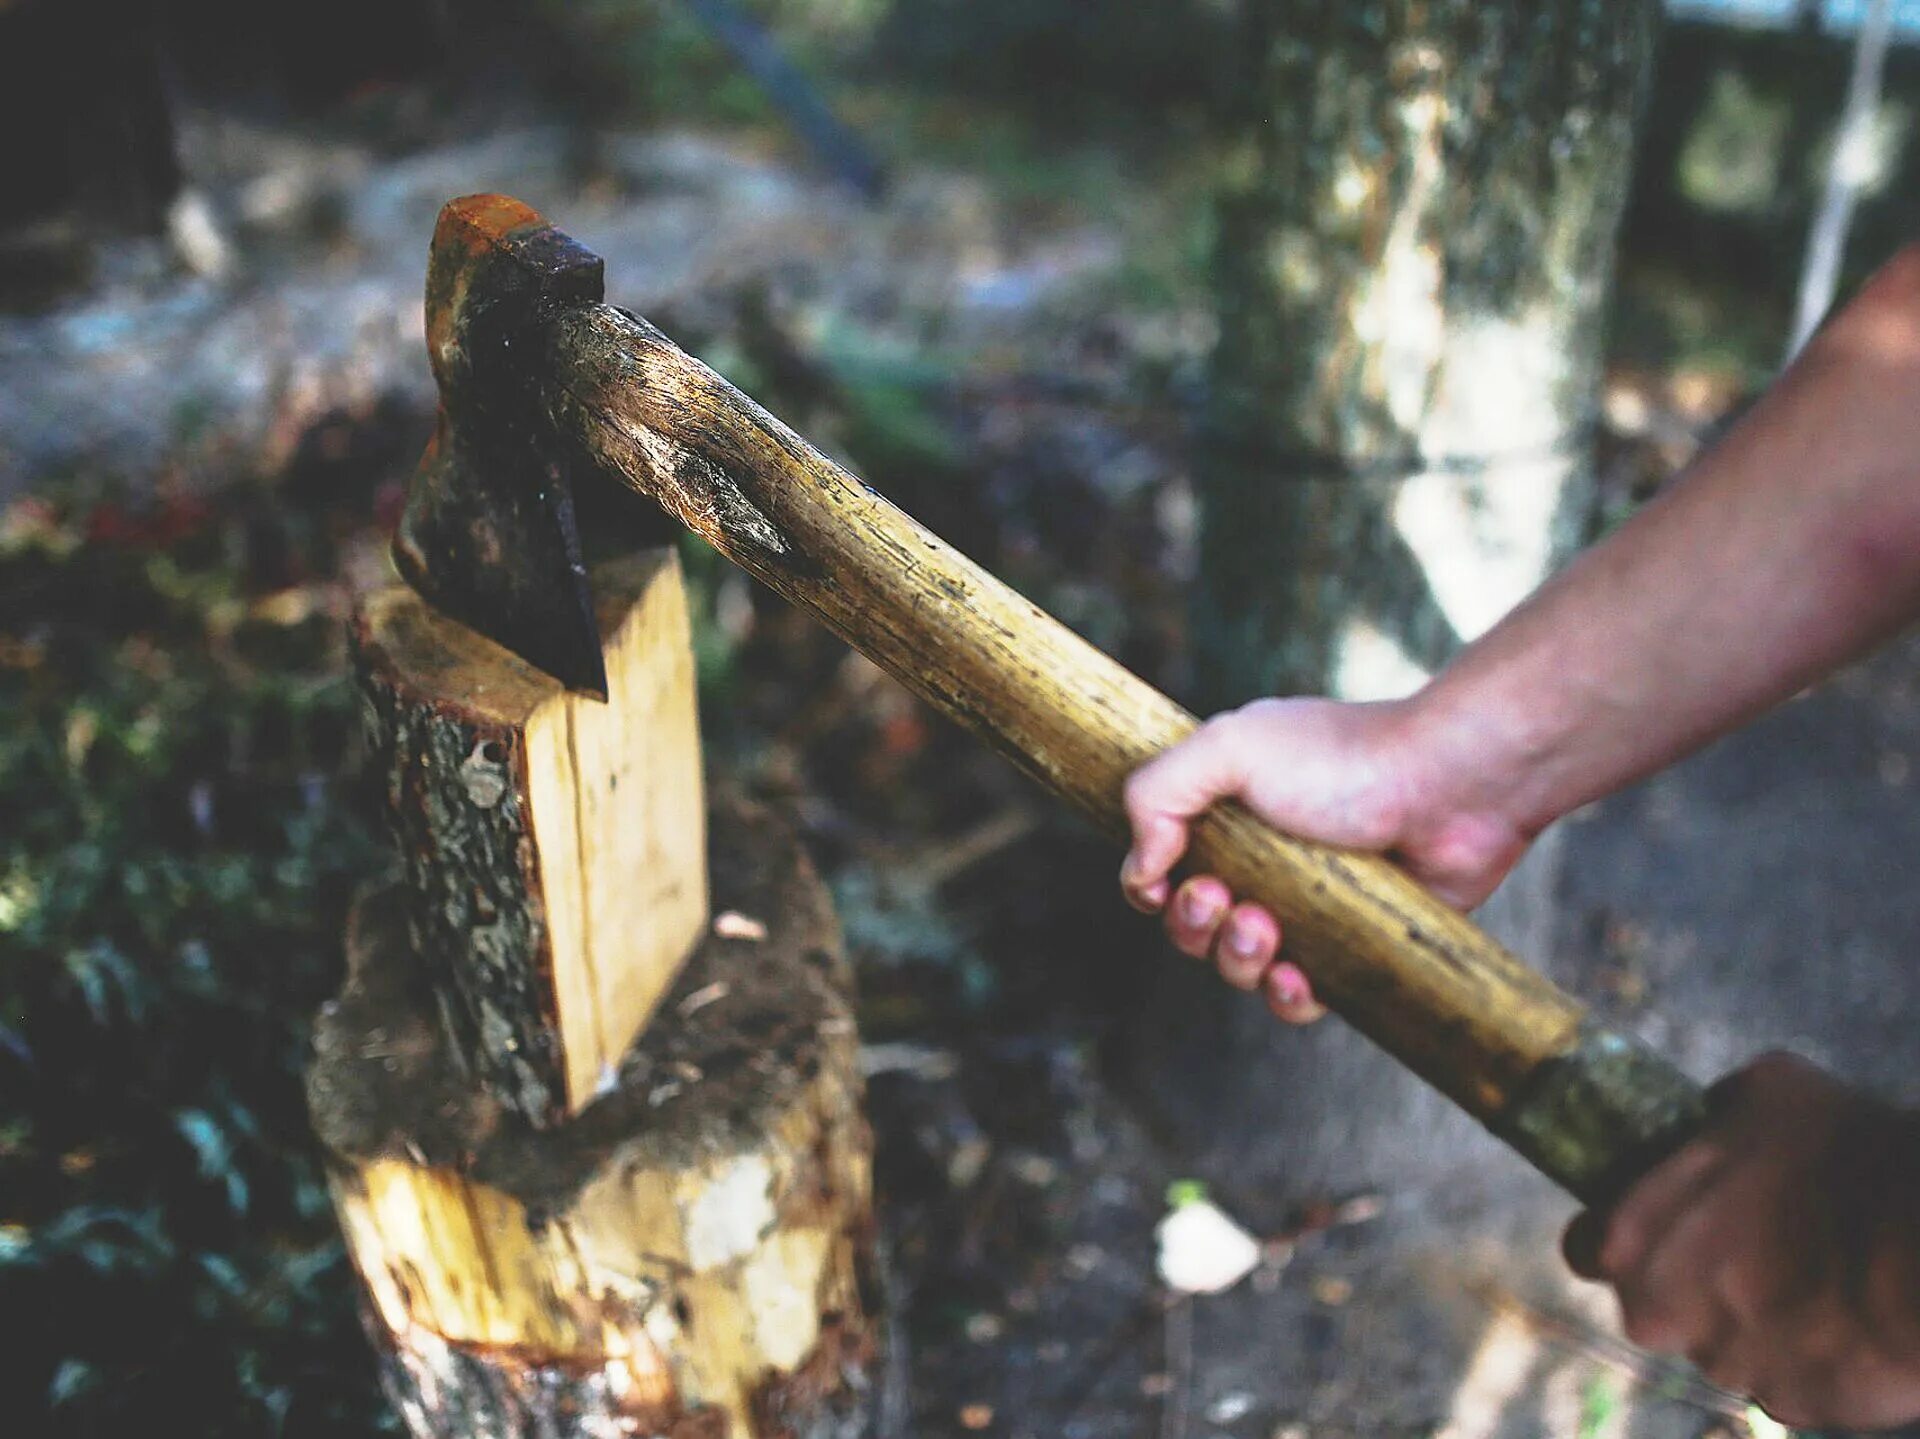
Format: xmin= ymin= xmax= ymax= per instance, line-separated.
xmin=3 ymin=99 xmax=1916 ymax=1439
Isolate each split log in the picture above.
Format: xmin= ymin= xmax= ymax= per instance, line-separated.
xmin=351 ymin=549 xmax=707 ymax=1125
xmin=307 ymin=803 xmax=878 ymax=1438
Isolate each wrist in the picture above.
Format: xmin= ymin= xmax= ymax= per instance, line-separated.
xmin=1394 ymin=676 xmax=1568 ymax=842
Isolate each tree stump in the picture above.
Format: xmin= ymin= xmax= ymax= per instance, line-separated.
xmin=309 ymin=810 xmax=876 ymax=1437
xmin=314 ymin=549 xmax=880 ymax=1436
xmin=351 ymin=550 xmax=708 ymax=1126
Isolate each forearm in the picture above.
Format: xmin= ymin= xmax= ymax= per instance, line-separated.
xmin=1411 ymin=245 xmax=1920 ymax=835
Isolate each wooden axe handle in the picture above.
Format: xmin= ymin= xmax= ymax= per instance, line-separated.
xmin=536 ymin=301 xmax=1704 ymax=1204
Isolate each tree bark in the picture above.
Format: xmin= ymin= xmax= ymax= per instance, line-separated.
xmin=1142 ymin=0 xmax=1662 ymax=1214
xmin=352 ymin=550 xmax=708 ymax=1126
xmin=308 ymin=802 xmax=879 ymax=1439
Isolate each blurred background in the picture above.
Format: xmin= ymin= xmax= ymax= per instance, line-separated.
xmin=6 ymin=2 xmax=1920 ymax=1436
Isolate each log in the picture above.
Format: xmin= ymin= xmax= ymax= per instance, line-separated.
xmin=352 ymin=549 xmax=707 ymax=1126
xmin=307 ymin=803 xmax=878 ymax=1439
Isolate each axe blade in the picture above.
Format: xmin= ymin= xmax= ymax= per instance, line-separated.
xmin=393 ymin=194 xmax=612 ymax=699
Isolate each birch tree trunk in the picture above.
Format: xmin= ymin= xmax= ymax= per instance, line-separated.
xmin=1137 ymin=0 xmax=1661 ymax=1216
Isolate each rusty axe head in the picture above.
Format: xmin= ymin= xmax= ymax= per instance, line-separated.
xmin=394 ymin=195 xmax=615 ymax=698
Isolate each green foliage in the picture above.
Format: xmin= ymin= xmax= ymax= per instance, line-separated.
xmin=1676 ymin=70 xmax=1794 ymax=217
xmin=1577 ymin=1371 xmax=1618 ymax=1439
xmin=0 ymin=489 xmax=388 ymax=1435
xmin=1164 ymin=1178 xmax=1208 ymax=1210
xmin=1615 ymin=20 xmax=1920 ymax=378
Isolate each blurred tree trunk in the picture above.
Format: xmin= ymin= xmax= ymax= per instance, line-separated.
xmin=1132 ymin=1 xmax=1660 ymax=1220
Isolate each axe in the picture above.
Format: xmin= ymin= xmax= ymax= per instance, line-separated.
xmin=394 ymin=193 xmax=1704 ymax=1207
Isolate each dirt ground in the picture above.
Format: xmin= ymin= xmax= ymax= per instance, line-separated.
xmin=877 ymin=623 xmax=1920 ymax=1439
xmin=8 ymin=112 xmax=1919 ymax=1439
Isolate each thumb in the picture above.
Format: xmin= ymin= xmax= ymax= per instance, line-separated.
xmin=1120 ymin=717 xmax=1250 ymax=909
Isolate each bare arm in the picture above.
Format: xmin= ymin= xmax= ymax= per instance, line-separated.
xmin=1420 ymin=243 xmax=1920 ymax=839
xmin=1122 ymin=243 xmax=1920 ymax=1017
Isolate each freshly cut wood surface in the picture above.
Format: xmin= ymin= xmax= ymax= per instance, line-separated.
xmin=307 ymin=804 xmax=877 ymax=1439
xmin=352 ymin=548 xmax=707 ymax=1125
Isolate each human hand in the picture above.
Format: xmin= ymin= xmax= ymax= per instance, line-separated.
xmin=1563 ymin=1054 xmax=1920 ymax=1429
xmin=1119 ymin=696 xmax=1536 ymax=1022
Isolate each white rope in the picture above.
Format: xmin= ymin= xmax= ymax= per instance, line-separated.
xmin=1784 ymin=0 xmax=1898 ymax=364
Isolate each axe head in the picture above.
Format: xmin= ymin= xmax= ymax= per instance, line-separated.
xmin=393 ymin=195 xmax=614 ymax=699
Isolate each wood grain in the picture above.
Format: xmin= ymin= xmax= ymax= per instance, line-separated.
xmin=308 ymin=807 xmax=876 ymax=1437
xmin=353 ymin=549 xmax=707 ymax=1123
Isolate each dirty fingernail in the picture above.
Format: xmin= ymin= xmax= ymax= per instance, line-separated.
xmin=1181 ymin=889 xmax=1220 ymax=925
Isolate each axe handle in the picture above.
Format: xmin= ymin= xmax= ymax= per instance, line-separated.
xmin=538 ymin=302 xmax=1704 ymax=1204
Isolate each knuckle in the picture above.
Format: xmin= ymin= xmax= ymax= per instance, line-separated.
xmin=1748 ymin=1372 xmax=1831 ymax=1433
xmin=1619 ymin=1302 xmax=1690 ymax=1355
xmin=1121 ymin=766 xmax=1158 ymax=819
xmin=1218 ymin=956 xmax=1263 ymax=992
xmin=1719 ymin=1255 xmax=1796 ymax=1322
xmin=1617 ymin=1308 xmax=1669 ymax=1352
xmin=1733 ymin=1051 xmax=1816 ymax=1100
xmin=1704 ymin=1339 xmax=1790 ymax=1408
xmin=1203 ymin=706 xmax=1256 ymax=752
xmin=1164 ymin=916 xmax=1203 ymax=954
xmin=1749 ymin=1050 xmax=1813 ymax=1082
xmin=1699 ymin=1353 xmax=1752 ymax=1397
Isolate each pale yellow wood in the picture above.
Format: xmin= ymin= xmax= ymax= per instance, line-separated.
xmin=355 ymin=550 xmax=707 ymax=1122
xmin=523 ymin=556 xmax=708 ymax=1113
xmin=309 ymin=811 xmax=876 ymax=1437
xmin=325 ymin=1060 xmax=868 ymax=1435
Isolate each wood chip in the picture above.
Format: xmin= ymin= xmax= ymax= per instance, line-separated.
xmin=1207 ymin=1391 xmax=1254 ymax=1424
xmin=676 ymin=981 xmax=730 ymax=1018
xmin=1311 ymin=1275 xmax=1353 ymax=1306
xmin=1065 ymin=1243 xmax=1103 ymax=1277
xmin=647 ymin=1079 xmax=684 ymax=1108
xmin=1332 ymin=1192 xmax=1384 ymax=1226
xmin=856 ymin=1041 xmax=958 ymax=1079
xmin=964 ymin=1312 xmax=1004 ymax=1343
xmin=713 ymin=910 xmax=769 ymax=941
